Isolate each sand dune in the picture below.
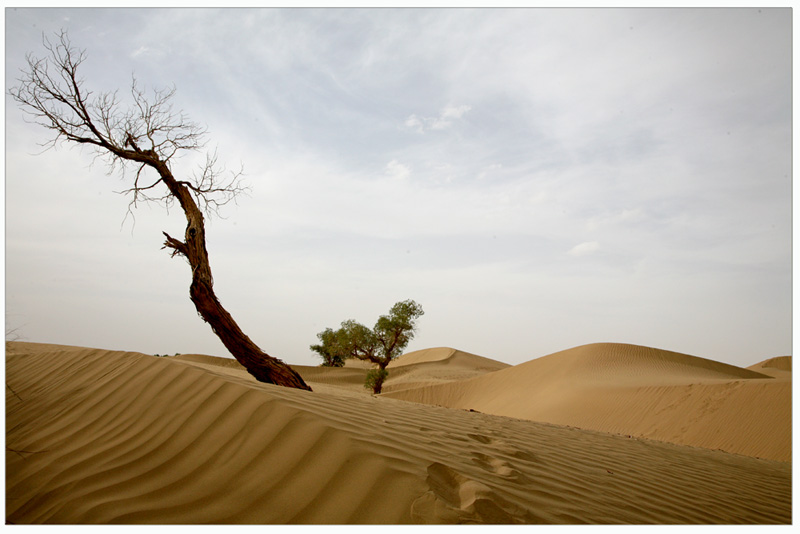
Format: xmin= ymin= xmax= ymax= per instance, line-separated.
xmin=167 ymin=347 xmax=509 ymax=397
xmin=748 ymin=355 xmax=792 ymax=375
xmin=6 ymin=341 xmax=791 ymax=524
xmin=389 ymin=346 xmax=509 ymax=369
xmin=381 ymin=347 xmax=510 ymax=394
xmin=383 ymin=343 xmax=791 ymax=461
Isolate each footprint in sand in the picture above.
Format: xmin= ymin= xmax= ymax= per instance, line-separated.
xmin=413 ymin=462 xmax=519 ymax=524
xmin=466 ymin=433 xmax=538 ymax=471
xmin=470 ymin=452 xmax=530 ymax=484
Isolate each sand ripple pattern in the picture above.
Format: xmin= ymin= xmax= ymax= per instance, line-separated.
xmin=384 ymin=342 xmax=791 ymax=461
xmin=6 ymin=343 xmax=791 ymax=524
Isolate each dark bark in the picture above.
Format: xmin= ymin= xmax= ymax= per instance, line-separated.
xmin=11 ymin=31 xmax=312 ymax=391
xmin=188 ymin=273 xmax=311 ymax=389
xmin=367 ymin=364 xmax=389 ymax=394
xmin=156 ymin=161 xmax=311 ymax=391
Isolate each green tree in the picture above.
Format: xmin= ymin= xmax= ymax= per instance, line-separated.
xmin=310 ymin=300 xmax=424 ymax=393
xmin=364 ymin=368 xmax=389 ymax=394
xmin=309 ymin=327 xmax=346 ymax=367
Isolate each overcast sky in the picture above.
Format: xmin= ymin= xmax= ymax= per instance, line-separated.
xmin=4 ymin=7 xmax=792 ymax=368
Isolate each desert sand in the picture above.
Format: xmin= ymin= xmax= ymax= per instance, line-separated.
xmin=384 ymin=343 xmax=792 ymax=462
xmin=5 ymin=341 xmax=791 ymax=524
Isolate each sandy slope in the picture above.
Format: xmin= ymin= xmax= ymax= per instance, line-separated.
xmin=5 ymin=342 xmax=791 ymax=524
xmin=382 ymin=347 xmax=510 ymax=393
xmin=383 ymin=343 xmax=791 ymax=461
xmin=169 ymin=347 xmax=509 ymax=397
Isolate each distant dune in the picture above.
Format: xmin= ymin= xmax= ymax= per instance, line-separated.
xmin=382 ymin=347 xmax=510 ymax=393
xmin=383 ymin=343 xmax=791 ymax=461
xmin=748 ymin=355 xmax=792 ymax=373
xmin=170 ymin=346 xmax=509 ymax=397
xmin=6 ymin=341 xmax=791 ymax=524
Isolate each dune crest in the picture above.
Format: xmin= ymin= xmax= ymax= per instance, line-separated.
xmin=504 ymin=342 xmax=772 ymax=384
xmin=6 ymin=342 xmax=791 ymax=524
xmin=749 ymin=356 xmax=792 ymax=372
xmin=170 ymin=347 xmax=509 ymax=396
xmin=389 ymin=347 xmax=508 ymax=369
xmin=383 ymin=343 xmax=790 ymax=460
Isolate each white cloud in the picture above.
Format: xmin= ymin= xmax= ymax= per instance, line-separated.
xmin=568 ymin=241 xmax=600 ymax=257
xmin=405 ymin=104 xmax=471 ymax=133
xmin=385 ymin=159 xmax=411 ymax=181
xmin=431 ymin=104 xmax=472 ymax=130
xmin=404 ymin=115 xmax=424 ymax=133
xmin=130 ymin=45 xmax=151 ymax=58
xmin=4 ymin=8 xmax=790 ymax=369
xmin=440 ymin=104 xmax=471 ymax=119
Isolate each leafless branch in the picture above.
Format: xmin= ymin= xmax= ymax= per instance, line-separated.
xmin=179 ymin=151 xmax=250 ymax=217
xmin=8 ymin=31 xmax=313 ymax=390
xmin=9 ymin=30 xmax=247 ymax=219
xmin=162 ymin=231 xmax=189 ymax=259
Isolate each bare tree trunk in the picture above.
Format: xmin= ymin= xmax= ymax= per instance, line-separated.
xmin=11 ymin=31 xmax=311 ymax=391
xmin=157 ymin=162 xmax=312 ymax=391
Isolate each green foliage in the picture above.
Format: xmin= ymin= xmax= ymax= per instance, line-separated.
xmin=310 ymin=328 xmax=347 ymax=367
xmin=373 ymin=299 xmax=425 ymax=362
xmin=310 ymin=299 xmax=424 ymax=390
xmin=364 ymin=368 xmax=389 ymax=394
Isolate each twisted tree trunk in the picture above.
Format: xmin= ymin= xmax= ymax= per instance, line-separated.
xmin=10 ymin=31 xmax=311 ymax=391
xmin=155 ymin=161 xmax=312 ymax=391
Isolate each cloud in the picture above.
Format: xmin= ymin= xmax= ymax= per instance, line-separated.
xmin=130 ymin=45 xmax=165 ymax=60
xmin=436 ymin=104 xmax=472 ymax=124
xmin=568 ymin=241 xmax=600 ymax=257
xmin=405 ymin=104 xmax=471 ymax=133
xmin=3 ymin=8 xmax=790 ymax=369
xmin=384 ymin=159 xmax=411 ymax=181
xmin=403 ymin=115 xmax=424 ymax=133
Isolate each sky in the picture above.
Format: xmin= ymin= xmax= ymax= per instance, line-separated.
xmin=4 ymin=7 xmax=793 ymax=368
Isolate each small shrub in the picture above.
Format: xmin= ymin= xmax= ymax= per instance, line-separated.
xmin=364 ymin=368 xmax=389 ymax=394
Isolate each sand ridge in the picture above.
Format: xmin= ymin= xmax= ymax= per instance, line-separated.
xmin=383 ymin=343 xmax=791 ymax=461
xmin=169 ymin=347 xmax=510 ymax=396
xmin=5 ymin=341 xmax=791 ymax=524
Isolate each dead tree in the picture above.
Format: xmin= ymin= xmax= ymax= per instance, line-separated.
xmin=10 ymin=31 xmax=311 ymax=391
